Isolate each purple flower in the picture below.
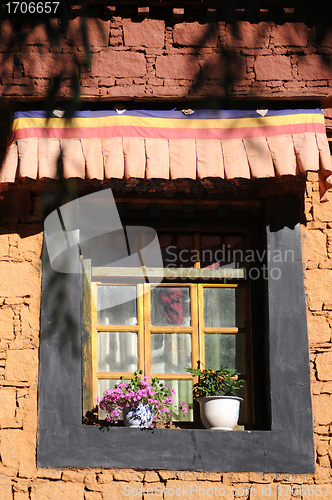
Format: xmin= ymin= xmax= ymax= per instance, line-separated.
xmin=98 ymin=373 xmax=189 ymax=426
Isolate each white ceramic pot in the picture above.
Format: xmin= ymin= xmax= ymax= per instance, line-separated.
xmin=123 ymin=403 xmax=153 ymax=428
xmin=197 ymin=396 xmax=243 ymax=430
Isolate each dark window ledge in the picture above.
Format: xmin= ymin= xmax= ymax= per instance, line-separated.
xmin=38 ymin=195 xmax=314 ymax=472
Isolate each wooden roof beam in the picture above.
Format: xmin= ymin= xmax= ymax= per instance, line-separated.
xmin=283 ymin=7 xmax=295 ymax=19
xmin=138 ymin=6 xmax=149 ymax=16
xmin=103 ymin=5 xmax=117 ymax=15
xmin=172 ymin=7 xmax=185 ymax=20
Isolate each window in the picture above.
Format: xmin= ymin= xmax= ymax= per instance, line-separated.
xmin=38 ymin=195 xmax=314 ymax=472
xmin=91 ymin=281 xmax=250 ymax=424
xmin=84 ymin=221 xmax=256 ymax=428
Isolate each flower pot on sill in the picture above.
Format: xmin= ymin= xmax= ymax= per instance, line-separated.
xmin=197 ymin=396 xmax=243 ymax=430
xmin=123 ymin=403 xmax=153 ymax=429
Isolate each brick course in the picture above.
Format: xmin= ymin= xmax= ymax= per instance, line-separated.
xmin=0 ymin=18 xmax=332 ymax=98
xmin=155 ymin=54 xmax=200 ymax=80
xmin=123 ymin=19 xmax=165 ymax=48
xmin=173 ymin=22 xmax=218 ymax=47
xmin=90 ymin=51 xmax=146 ymax=78
xmin=226 ymin=22 xmax=271 ymax=49
xmin=272 ymin=23 xmax=308 ymax=47
xmin=254 ymin=55 xmax=293 ymax=81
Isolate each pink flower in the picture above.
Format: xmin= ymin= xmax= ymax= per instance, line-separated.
xmin=98 ymin=373 xmax=186 ymax=426
xmin=180 ymin=402 xmax=188 ymax=413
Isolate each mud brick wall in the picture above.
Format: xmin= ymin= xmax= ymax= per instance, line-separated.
xmin=302 ymin=172 xmax=332 ymax=470
xmin=0 ymin=175 xmax=330 ymax=498
xmin=1 ymin=17 xmax=332 ymax=99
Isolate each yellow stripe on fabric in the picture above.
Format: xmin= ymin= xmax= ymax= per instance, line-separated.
xmin=11 ymin=113 xmax=325 ymax=132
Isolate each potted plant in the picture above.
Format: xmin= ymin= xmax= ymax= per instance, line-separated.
xmin=186 ymin=364 xmax=244 ymax=430
xmin=97 ymin=371 xmax=188 ymax=428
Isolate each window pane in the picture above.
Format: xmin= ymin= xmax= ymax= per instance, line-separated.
xmin=159 ymin=379 xmax=193 ymax=422
xmin=159 ymin=234 xmax=195 ymax=268
xmin=200 ymin=235 xmax=245 ymax=269
xmin=204 ymin=287 xmax=244 ymax=328
xmin=92 ymin=231 xmax=128 ymax=267
xmin=97 ymin=285 xmax=137 ymax=325
xmin=204 ymin=333 xmax=245 ymax=372
xmin=151 ymin=287 xmax=191 ymax=326
xmin=235 ymin=286 xmax=244 ymax=328
xmin=200 ymin=235 xmax=223 ymax=268
xmin=151 ymin=333 xmax=191 ymax=373
xmin=98 ymin=379 xmax=124 ymax=399
xmin=98 ymin=379 xmax=193 ymax=422
xmin=98 ymin=332 xmax=138 ymax=372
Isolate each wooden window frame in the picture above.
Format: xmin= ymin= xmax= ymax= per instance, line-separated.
xmin=90 ymin=274 xmax=252 ymax=426
xmin=86 ymin=225 xmax=253 ymax=422
xmin=91 ymin=282 xmax=199 ymax=395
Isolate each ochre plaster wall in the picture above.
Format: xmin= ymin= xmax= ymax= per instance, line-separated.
xmin=0 ymin=174 xmax=331 ymax=498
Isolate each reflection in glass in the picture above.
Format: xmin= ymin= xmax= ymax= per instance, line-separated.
xmin=97 ymin=285 xmax=137 ymax=325
xmin=98 ymin=332 xmax=138 ymax=372
xmin=204 ymin=287 xmax=244 ymax=328
xmin=151 ymin=333 xmax=191 ymax=373
xmin=151 ymin=287 xmax=190 ymax=326
xmin=159 ymin=379 xmax=193 ymax=422
xmin=204 ymin=333 xmax=245 ymax=373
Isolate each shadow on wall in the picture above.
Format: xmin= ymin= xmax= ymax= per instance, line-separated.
xmin=0 ymin=0 xmax=332 ymax=112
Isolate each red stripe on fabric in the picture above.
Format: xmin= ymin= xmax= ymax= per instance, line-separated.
xmin=9 ymin=122 xmax=326 ymax=142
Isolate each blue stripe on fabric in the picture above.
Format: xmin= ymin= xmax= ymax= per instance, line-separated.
xmin=13 ymin=108 xmax=324 ymax=121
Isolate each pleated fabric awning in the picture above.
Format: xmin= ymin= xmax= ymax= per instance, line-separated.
xmin=1 ymin=108 xmax=332 ymax=200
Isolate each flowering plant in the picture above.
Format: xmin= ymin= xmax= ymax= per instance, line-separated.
xmin=97 ymin=371 xmax=188 ymax=427
xmin=185 ymin=364 xmax=244 ymax=397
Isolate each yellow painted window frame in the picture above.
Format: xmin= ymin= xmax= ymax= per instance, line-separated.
xmin=198 ymin=283 xmax=253 ymax=424
xmin=91 ymin=283 xmax=199 ymax=399
xmin=91 ymin=281 xmax=252 ymax=424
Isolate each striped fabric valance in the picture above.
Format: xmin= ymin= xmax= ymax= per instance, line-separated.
xmin=1 ymin=108 xmax=331 ymax=200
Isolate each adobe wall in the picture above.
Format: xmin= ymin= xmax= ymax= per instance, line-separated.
xmin=0 ymin=174 xmax=331 ymax=499
xmin=1 ymin=17 xmax=332 ymax=100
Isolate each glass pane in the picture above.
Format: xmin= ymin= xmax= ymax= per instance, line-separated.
xmin=98 ymin=379 xmax=193 ymax=422
xmin=151 ymin=287 xmax=191 ymax=326
xmin=98 ymin=332 xmax=138 ymax=372
xmin=201 ymin=235 xmax=245 ymax=269
xmin=204 ymin=333 xmax=245 ymax=373
xmin=204 ymin=287 xmax=244 ymax=328
xmin=200 ymin=235 xmax=223 ymax=268
xmin=151 ymin=333 xmax=191 ymax=373
xmin=236 ymin=286 xmax=244 ymax=328
xmin=159 ymin=234 xmax=195 ymax=268
xmin=92 ymin=231 xmax=128 ymax=267
xmin=97 ymin=285 xmax=137 ymax=325
xmin=159 ymin=379 xmax=193 ymax=422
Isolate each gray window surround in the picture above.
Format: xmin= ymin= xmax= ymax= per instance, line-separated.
xmin=38 ymin=195 xmax=315 ymax=472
